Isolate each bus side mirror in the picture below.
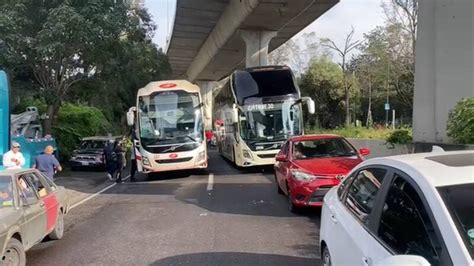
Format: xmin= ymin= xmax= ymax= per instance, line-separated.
xmin=302 ymin=97 xmax=315 ymax=114
xmin=232 ymin=105 xmax=239 ymax=124
xmin=127 ymin=107 xmax=136 ymax=127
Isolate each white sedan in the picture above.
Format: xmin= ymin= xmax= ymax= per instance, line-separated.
xmin=320 ymin=150 xmax=473 ymax=266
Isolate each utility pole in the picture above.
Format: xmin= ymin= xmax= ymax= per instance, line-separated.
xmin=385 ymin=58 xmax=390 ymax=127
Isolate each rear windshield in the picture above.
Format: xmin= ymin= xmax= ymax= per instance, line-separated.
xmin=233 ymin=68 xmax=298 ymax=105
xmin=80 ymin=140 xmax=106 ymax=150
xmin=437 ymin=183 xmax=474 ymax=259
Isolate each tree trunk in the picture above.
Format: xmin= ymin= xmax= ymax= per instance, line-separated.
xmin=44 ymin=103 xmax=60 ymax=135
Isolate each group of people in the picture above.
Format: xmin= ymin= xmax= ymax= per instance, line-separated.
xmin=2 ymin=142 xmax=62 ymax=179
xmin=103 ymin=139 xmax=137 ymax=183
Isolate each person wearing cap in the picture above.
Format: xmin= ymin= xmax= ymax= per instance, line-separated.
xmin=2 ymin=142 xmax=25 ymax=169
xmin=34 ymin=145 xmax=62 ymax=180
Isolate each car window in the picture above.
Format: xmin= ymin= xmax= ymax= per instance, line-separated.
xmin=378 ymin=174 xmax=440 ymax=265
xmin=38 ymin=172 xmax=57 ymax=191
xmin=437 ymin=183 xmax=474 ymax=259
xmin=0 ymin=175 xmax=14 ymax=208
xmin=24 ymin=173 xmax=50 ymax=198
xmin=337 ymin=171 xmax=356 ymax=199
xmin=17 ymin=175 xmax=39 ymax=203
xmin=345 ymin=168 xmax=387 ymax=224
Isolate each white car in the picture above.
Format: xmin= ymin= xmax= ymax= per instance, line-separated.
xmin=320 ymin=150 xmax=474 ymax=266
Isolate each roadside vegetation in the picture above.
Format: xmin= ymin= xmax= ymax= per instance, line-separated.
xmin=0 ymin=1 xmax=171 ymax=157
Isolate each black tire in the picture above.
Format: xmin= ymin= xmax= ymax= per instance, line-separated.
xmin=275 ymin=175 xmax=284 ymax=195
xmin=322 ymin=245 xmax=332 ymax=266
xmin=2 ymin=238 xmax=26 ymax=266
xmin=48 ymin=210 xmax=64 ymax=240
xmin=287 ymin=189 xmax=299 ymax=213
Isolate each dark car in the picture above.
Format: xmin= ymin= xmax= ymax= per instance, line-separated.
xmin=69 ymin=136 xmax=121 ymax=171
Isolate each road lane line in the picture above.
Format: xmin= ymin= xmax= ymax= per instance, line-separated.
xmin=69 ymin=174 xmax=130 ymax=210
xmin=207 ymin=173 xmax=214 ymax=191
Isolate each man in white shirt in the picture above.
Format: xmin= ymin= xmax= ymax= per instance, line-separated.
xmin=2 ymin=142 xmax=25 ymax=169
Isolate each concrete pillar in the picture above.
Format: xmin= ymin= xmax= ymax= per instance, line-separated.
xmin=240 ymin=30 xmax=277 ymax=68
xmin=413 ymin=0 xmax=474 ymax=143
xmin=196 ymin=81 xmax=216 ymax=130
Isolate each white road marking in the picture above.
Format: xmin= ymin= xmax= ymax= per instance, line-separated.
xmin=207 ymin=173 xmax=214 ymax=191
xmin=69 ymin=174 xmax=130 ymax=210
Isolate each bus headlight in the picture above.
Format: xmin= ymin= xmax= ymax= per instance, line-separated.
xmin=197 ymin=151 xmax=206 ymax=162
xmin=243 ymin=149 xmax=253 ymax=159
xmin=142 ymin=156 xmax=151 ymax=166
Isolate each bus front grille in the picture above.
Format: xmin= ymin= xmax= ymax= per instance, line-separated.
xmin=156 ymin=157 xmax=193 ymax=164
xmin=257 ymin=153 xmax=277 ymax=159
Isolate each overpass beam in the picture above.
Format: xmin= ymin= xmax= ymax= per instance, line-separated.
xmin=240 ymin=30 xmax=278 ymax=68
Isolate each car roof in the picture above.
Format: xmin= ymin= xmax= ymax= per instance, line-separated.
xmin=82 ymin=136 xmax=121 ymax=141
xmin=290 ymin=134 xmax=342 ymax=142
xmin=364 ymin=150 xmax=474 ymax=188
xmin=0 ymin=168 xmax=35 ymax=177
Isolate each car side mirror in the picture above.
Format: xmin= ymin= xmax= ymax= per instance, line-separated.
xmin=374 ymin=255 xmax=430 ymax=266
xmin=231 ymin=105 xmax=239 ymax=124
xmin=126 ymin=107 xmax=136 ymax=127
xmin=359 ymin=147 xmax=371 ymax=156
xmin=275 ymin=154 xmax=288 ymax=162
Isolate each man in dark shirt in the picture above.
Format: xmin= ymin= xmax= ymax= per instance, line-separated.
xmin=34 ymin=145 xmax=62 ymax=180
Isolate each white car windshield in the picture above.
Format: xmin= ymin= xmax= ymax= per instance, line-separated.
xmin=437 ymin=183 xmax=474 ymax=259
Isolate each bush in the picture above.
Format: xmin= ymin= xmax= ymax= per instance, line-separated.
xmin=306 ymin=126 xmax=393 ymax=140
xmin=447 ymin=97 xmax=474 ymax=144
xmin=386 ymin=129 xmax=412 ymax=145
xmin=53 ymin=103 xmax=112 ymax=159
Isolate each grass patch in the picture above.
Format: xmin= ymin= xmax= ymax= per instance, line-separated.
xmin=305 ymin=127 xmax=400 ymax=140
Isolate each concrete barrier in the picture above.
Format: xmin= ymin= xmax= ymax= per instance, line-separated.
xmin=348 ymin=138 xmax=474 ymax=159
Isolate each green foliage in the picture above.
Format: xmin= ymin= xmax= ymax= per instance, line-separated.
xmin=12 ymin=97 xmax=47 ymax=114
xmin=306 ymin=127 xmax=393 ymax=140
xmin=53 ymin=103 xmax=112 ymax=158
xmin=386 ymin=129 xmax=412 ymax=145
xmin=447 ymin=98 xmax=474 ymax=144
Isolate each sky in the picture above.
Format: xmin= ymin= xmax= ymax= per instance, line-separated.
xmin=144 ymin=0 xmax=388 ymax=53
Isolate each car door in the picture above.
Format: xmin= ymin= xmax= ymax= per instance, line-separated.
xmin=323 ymin=166 xmax=389 ymax=265
xmin=275 ymin=141 xmax=290 ymax=190
xmin=29 ymin=171 xmax=59 ymax=233
xmin=17 ymin=173 xmax=46 ymax=248
xmin=366 ymin=172 xmax=452 ymax=266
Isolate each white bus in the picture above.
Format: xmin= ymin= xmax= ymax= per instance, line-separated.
xmin=127 ymin=80 xmax=207 ymax=173
xmin=213 ymin=66 xmax=315 ymax=167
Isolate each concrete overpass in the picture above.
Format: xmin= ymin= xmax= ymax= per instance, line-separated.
xmin=167 ymin=0 xmax=338 ymax=81
xmin=166 ymin=0 xmax=474 ymax=143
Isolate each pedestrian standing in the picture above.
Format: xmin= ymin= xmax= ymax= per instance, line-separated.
xmin=34 ymin=145 xmax=62 ymax=180
xmin=103 ymin=139 xmax=117 ymax=181
xmin=205 ymin=130 xmax=213 ymax=148
xmin=2 ymin=142 xmax=25 ymax=169
xmin=114 ymin=141 xmax=126 ymax=184
xmin=129 ymin=147 xmax=137 ymax=182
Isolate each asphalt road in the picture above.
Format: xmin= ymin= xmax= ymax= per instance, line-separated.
xmin=27 ymin=149 xmax=323 ymax=266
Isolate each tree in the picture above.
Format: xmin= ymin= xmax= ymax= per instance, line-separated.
xmin=382 ymin=0 xmax=418 ymax=59
xmin=0 ymin=0 xmax=136 ymax=133
xmin=299 ymin=56 xmax=345 ymax=128
xmin=320 ymin=27 xmax=362 ymax=127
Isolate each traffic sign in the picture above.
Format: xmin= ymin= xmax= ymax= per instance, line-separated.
xmin=384 ymin=103 xmax=390 ymax=111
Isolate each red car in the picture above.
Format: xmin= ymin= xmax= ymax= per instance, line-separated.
xmin=274 ymin=134 xmax=370 ymax=211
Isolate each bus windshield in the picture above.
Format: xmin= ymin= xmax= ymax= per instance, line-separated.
xmin=138 ymin=90 xmax=203 ymax=146
xmin=239 ymin=100 xmax=302 ymax=142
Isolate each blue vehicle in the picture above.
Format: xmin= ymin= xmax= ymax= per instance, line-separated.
xmin=0 ymin=70 xmax=58 ymax=169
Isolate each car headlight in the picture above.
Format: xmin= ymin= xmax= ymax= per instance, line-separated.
xmin=197 ymin=151 xmax=206 ymax=162
xmin=243 ymin=149 xmax=252 ymax=159
xmin=291 ymin=170 xmax=317 ymax=181
xmin=142 ymin=156 xmax=151 ymax=166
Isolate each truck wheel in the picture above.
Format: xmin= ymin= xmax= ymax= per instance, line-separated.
xmin=2 ymin=238 xmax=26 ymax=266
xmin=48 ymin=210 xmax=64 ymax=240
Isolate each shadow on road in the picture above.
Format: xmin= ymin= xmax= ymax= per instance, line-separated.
xmin=151 ymin=252 xmax=321 ymax=266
